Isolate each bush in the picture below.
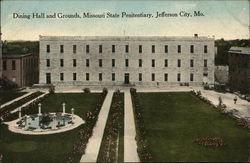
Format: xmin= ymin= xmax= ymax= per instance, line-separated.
xmin=102 ymin=87 xmax=108 ymax=94
xmin=49 ymin=86 xmax=55 ymax=94
xmin=83 ymin=88 xmax=90 ymax=93
xmin=130 ymin=88 xmax=137 ymax=93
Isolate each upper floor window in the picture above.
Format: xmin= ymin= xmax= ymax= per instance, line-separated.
xmin=99 ymin=73 xmax=102 ymax=81
xmin=164 ymin=73 xmax=168 ymax=81
xmin=86 ymin=45 xmax=90 ymax=53
xmin=60 ymin=73 xmax=64 ymax=81
xmin=152 ymin=45 xmax=155 ymax=53
xmin=60 ymin=45 xmax=64 ymax=53
xmin=112 ymin=73 xmax=115 ymax=81
xmin=60 ymin=59 xmax=64 ymax=67
xmin=165 ymin=45 xmax=168 ymax=53
xmin=99 ymin=59 xmax=102 ymax=67
xmin=86 ymin=73 xmax=90 ymax=81
xmin=86 ymin=59 xmax=89 ymax=67
xmin=139 ymin=45 xmax=142 ymax=53
xmin=46 ymin=45 xmax=50 ymax=53
xmin=190 ymin=59 xmax=194 ymax=67
xmin=178 ymin=59 xmax=181 ymax=67
xmin=73 ymin=73 xmax=77 ymax=81
xmin=46 ymin=59 xmax=50 ymax=67
xmin=12 ymin=60 xmax=16 ymax=70
xmin=190 ymin=73 xmax=194 ymax=81
xmin=112 ymin=45 xmax=115 ymax=53
xmin=152 ymin=59 xmax=155 ymax=67
xmin=177 ymin=73 xmax=181 ymax=81
xmin=204 ymin=45 xmax=208 ymax=53
xmin=73 ymin=59 xmax=77 ymax=67
xmin=204 ymin=59 xmax=207 ymax=67
xmin=99 ymin=45 xmax=102 ymax=53
xmin=152 ymin=73 xmax=155 ymax=81
xmin=73 ymin=45 xmax=76 ymax=53
xmin=139 ymin=73 xmax=142 ymax=81
xmin=190 ymin=45 xmax=194 ymax=53
xmin=139 ymin=59 xmax=142 ymax=67
xmin=125 ymin=45 xmax=129 ymax=53
xmin=178 ymin=45 xmax=181 ymax=53
xmin=112 ymin=59 xmax=115 ymax=67
xmin=125 ymin=59 xmax=129 ymax=67
xmin=165 ymin=59 xmax=168 ymax=67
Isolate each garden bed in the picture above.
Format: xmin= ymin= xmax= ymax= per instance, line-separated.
xmin=0 ymin=91 xmax=27 ymax=104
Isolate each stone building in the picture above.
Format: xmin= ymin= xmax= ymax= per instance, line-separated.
xmin=2 ymin=53 xmax=39 ymax=87
xmin=39 ymin=35 xmax=215 ymax=87
xmin=228 ymin=47 xmax=250 ymax=94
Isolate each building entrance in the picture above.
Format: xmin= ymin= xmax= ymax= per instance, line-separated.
xmin=124 ymin=73 xmax=130 ymax=84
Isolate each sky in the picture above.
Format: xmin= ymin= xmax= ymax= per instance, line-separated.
xmin=1 ymin=0 xmax=249 ymax=40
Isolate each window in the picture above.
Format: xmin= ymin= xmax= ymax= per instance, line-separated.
xmin=73 ymin=59 xmax=77 ymax=67
xmin=164 ymin=73 xmax=168 ymax=81
xmin=73 ymin=73 xmax=77 ymax=81
xmin=139 ymin=73 xmax=142 ymax=81
xmin=99 ymin=45 xmax=102 ymax=53
xmin=204 ymin=45 xmax=208 ymax=53
xmin=3 ymin=60 xmax=7 ymax=70
xmin=139 ymin=45 xmax=142 ymax=53
xmin=99 ymin=59 xmax=102 ymax=67
xmin=190 ymin=45 xmax=194 ymax=53
xmin=46 ymin=59 xmax=50 ymax=67
xmin=190 ymin=73 xmax=194 ymax=81
xmin=86 ymin=45 xmax=89 ymax=53
xmin=46 ymin=45 xmax=50 ymax=53
xmin=203 ymin=72 xmax=208 ymax=77
xmin=86 ymin=59 xmax=89 ymax=67
xmin=177 ymin=73 xmax=181 ymax=81
xmin=60 ymin=45 xmax=64 ymax=53
xmin=139 ymin=59 xmax=142 ymax=67
xmin=12 ymin=60 xmax=16 ymax=70
xmin=46 ymin=73 xmax=51 ymax=84
xmin=178 ymin=45 xmax=181 ymax=53
xmin=152 ymin=73 xmax=155 ymax=81
xmin=60 ymin=73 xmax=64 ymax=81
xmin=73 ymin=45 xmax=76 ymax=53
xmin=112 ymin=59 xmax=115 ymax=67
xmin=152 ymin=59 xmax=155 ymax=67
xmin=190 ymin=59 xmax=194 ymax=67
xmin=60 ymin=59 xmax=64 ymax=67
xmin=165 ymin=45 xmax=168 ymax=53
xmin=204 ymin=59 xmax=207 ymax=67
xmin=152 ymin=45 xmax=155 ymax=53
xmin=125 ymin=59 xmax=129 ymax=67
xmin=112 ymin=73 xmax=115 ymax=81
xmin=99 ymin=73 xmax=102 ymax=81
xmin=86 ymin=73 xmax=89 ymax=81
xmin=112 ymin=45 xmax=115 ymax=53
xmin=164 ymin=59 xmax=168 ymax=67
xmin=125 ymin=45 xmax=129 ymax=53
xmin=177 ymin=59 xmax=181 ymax=67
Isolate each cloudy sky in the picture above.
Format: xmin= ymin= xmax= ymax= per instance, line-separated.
xmin=1 ymin=0 xmax=249 ymax=40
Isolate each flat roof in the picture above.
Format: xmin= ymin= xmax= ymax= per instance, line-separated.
xmin=39 ymin=35 xmax=214 ymax=41
xmin=228 ymin=47 xmax=250 ymax=55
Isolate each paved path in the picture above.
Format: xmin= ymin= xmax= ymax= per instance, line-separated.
xmin=80 ymin=90 xmax=114 ymax=163
xmin=124 ymin=90 xmax=140 ymax=162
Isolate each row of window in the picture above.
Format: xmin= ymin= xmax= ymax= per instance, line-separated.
xmin=46 ymin=44 xmax=208 ymax=54
xmin=47 ymin=73 xmax=198 ymax=82
xmin=2 ymin=60 xmax=16 ymax=70
xmin=46 ymin=59 xmax=208 ymax=68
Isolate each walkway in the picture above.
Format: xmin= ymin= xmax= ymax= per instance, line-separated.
xmin=80 ymin=90 xmax=114 ymax=162
xmin=124 ymin=90 xmax=140 ymax=162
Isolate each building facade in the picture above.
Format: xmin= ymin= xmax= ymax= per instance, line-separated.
xmin=228 ymin=47 xmax=250 ymax=94
xmin=39 ymin=35 xmax=215 ymax=86
xmin=2 ymin=53 xmax=39 ymax=87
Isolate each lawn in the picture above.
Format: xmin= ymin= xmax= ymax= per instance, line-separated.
xmin=137 ymin=92 xmax=249 ymax=162
xmin=97 ymin=92 xmax=124 ymax=163
xmin=0 ymin=91 xmax=27 ymax=105
xmin=0 ymin=93 xmax=102 ymax=163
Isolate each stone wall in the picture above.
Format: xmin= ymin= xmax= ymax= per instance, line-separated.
xmin=39 ymin=36 xmax=215 ymax=86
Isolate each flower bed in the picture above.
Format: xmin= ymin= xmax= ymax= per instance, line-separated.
xmin=97 ymin=90 xmax=124 ymax=162
xmin=0 ymin=91 xmax=44 ymax=121
xmin=130 ymin=88 xmax=153 ymax=162
xmin=195 ymin=137 xmax=226 ymax=147
xmin=66 ymin=89 xmax=108 ymax=163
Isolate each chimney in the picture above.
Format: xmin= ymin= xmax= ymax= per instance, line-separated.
xmin=194 ymin=34 xmax=198 ymax=38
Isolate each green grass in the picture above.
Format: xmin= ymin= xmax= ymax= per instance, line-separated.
xmin=0 ymin=93 xmax=101 ymax=163
xmin=97 ymin=92 xmax=124 ymax=162
xmin=0 ymin=91 xmax=27 ymax=104
xmin=137 ymin=92 xmax=249 ymax=162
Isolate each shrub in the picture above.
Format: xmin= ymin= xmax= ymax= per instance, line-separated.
xmin=130 ymin=88 xmax=137 ymax=93
xmin=49 ymin=86 xmax=55 ymax=94
xmin=102 ymin=87 xmax=108 ymax=94
xmin=83 ymin=88 xmax=90 ymax=93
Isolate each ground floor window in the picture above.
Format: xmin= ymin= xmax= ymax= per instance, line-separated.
xmin=112 ymin=73 xmax=115 ymax=81
xmin=73 ymin=73 xmax=77 ymax=81
xmin=164 ymin=73 xmax=168 ymax=81
xmin=60 ymin=73 xmax=64 ymax=81
xmin=46 ymin=73 xmax=51 ymax=84
xmin=99 ymin=73 xmax=102 ymax=81
xmin=86 ymin=73 xmax=89 ymax=81
xmin=139 ymin=73 xmax=142 ymax=81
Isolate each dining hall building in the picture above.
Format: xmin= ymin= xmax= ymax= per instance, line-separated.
xmin=39 ymin=34 xmax=215 ymax=87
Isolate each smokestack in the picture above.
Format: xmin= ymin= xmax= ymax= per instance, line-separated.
xmin=194 ymin=34 xmax=198 ymax=38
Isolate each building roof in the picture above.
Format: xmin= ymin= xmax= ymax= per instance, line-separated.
xmin=2 ymin=53 xmax=34 ymax=59
xmin=228 ymin=47 xmax=250 ymax=55
xmin=39 ymin=35 xmax=214 ymax=41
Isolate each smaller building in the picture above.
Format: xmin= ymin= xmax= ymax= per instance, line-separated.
xmin=228 ymin=47 xmax=250 ymax=94
xmin=2 ymin=53 xmax=39 ymax=87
